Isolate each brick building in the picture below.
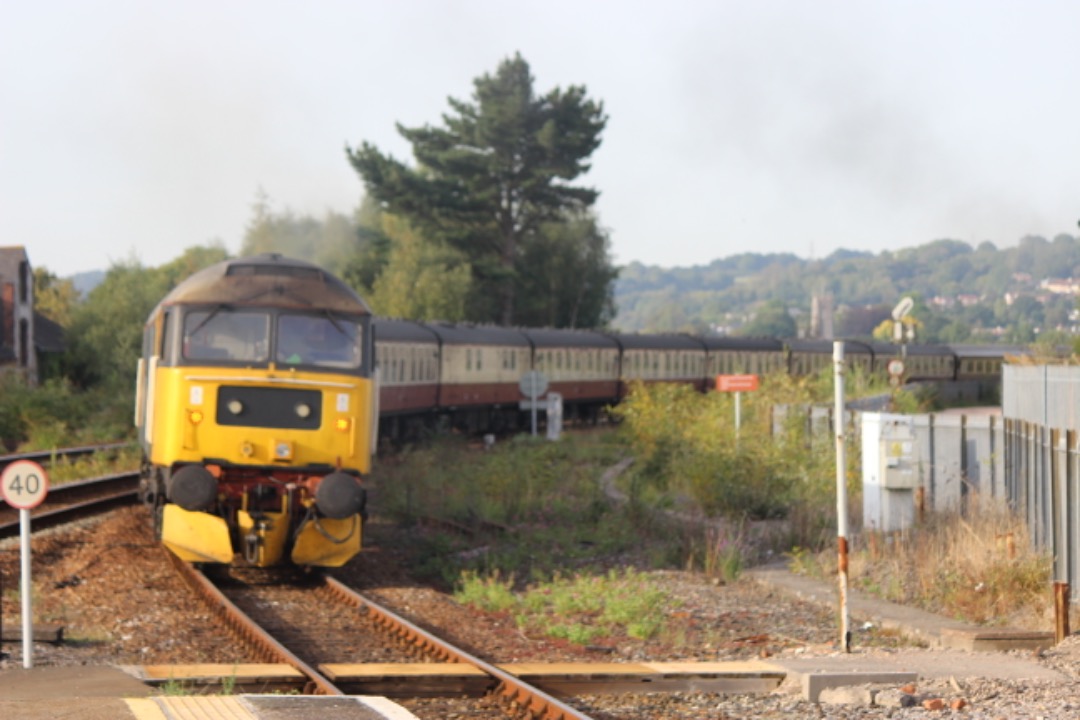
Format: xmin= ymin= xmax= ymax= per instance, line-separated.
xmin=0 ymin=246 xmax=37 ymax=383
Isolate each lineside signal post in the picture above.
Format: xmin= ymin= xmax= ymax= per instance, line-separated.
xmin=715 ymin=374 xmax=760 ymax=436
xmin=1 ymin=460 xmax=50 ymax=668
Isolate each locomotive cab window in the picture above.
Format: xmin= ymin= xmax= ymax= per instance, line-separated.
xmin=276 ymin=314 xmax=362 ymax=369
xmin=184 ymin=309 xmax=269 ymax=363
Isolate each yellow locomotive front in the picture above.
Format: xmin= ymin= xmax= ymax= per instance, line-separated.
xmin=135 ymin=255 xmax=375 ymax=567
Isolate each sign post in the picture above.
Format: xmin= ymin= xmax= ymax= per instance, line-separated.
xmin=715 ymin=374 xmax=760 ymax=437
xmin=1 ymin=460 xmax=50 ymax=669
xmin=518 ymin=371 xmax=549 ymax=437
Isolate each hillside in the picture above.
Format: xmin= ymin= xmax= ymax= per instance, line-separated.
xmin=612 ymin=234 xmax=1080 ymax=344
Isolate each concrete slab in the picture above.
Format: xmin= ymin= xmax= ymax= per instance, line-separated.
xmin=748 ymin=563 xmax=1057 ymax=652
xmin=801 ymin=671 xmax=917 ymax=703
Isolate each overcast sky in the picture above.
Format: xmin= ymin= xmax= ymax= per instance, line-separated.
xmin=3 ymin=1 xmax=1078 ymax=278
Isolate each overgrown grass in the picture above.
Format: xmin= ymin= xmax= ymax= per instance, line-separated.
xmin=0 ymin=374 xmax=134 ymax=452
xmin=372 ymin=374 xmax=1055 ymax=636
xmin=455 ymin=568 xmax=673 ymax=644
xmin=37 ymin=445 xmax=142 ymax=484
xmin=373 ymin=430 xmax=638 ymax=585
xmin=793 ymin=497 xmax=1055 ymax=628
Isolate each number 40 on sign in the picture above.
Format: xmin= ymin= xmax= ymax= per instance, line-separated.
xmin=1 ymin=460 xmax=50 ymax=509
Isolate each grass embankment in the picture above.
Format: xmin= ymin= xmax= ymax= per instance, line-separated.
xmin=372 ymin=373 xmax=1057 ymax=646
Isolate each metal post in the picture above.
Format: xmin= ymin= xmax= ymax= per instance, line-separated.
xmin=734 ymin=392 xmax=742 ymax=437
xmin=833 ymin=341 xmax=850 ymax=652
xmin=1055 ymin=582 xmax=1071 ymax=643
xmin=530 ymin=387 xmax=538 ymax=437
xmin=20 ymin=508 xmax=33 ymax=668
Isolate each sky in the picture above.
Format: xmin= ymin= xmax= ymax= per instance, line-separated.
xmin=2 ymin=1 xmax=1079 ymax=278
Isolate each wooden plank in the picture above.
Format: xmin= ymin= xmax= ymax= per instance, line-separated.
xmin=498 ymin=662 xmax=657 ymax=676
xmin=0 ymin=623 xmax=64 ymax=643
xmin=128 ymin=664 xmax=304 ymax=681
xmin=321 ymin=662 xmax=487 ymax=680
xmin=643 ymin=660 xmax=786 ymax=677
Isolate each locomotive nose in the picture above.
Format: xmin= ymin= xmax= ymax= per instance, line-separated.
xmin=315 ymin=472 xmax=367 ymax=519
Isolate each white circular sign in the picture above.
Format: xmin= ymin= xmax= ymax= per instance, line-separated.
xmin=518 ymin=370 xmax=549 ymax=398
xmin=887 ymin=359 xmax=905 ymax=377
xmin=1 ymin=460 xmax=50 ymax=510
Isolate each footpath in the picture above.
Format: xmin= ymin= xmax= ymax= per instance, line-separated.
xmin=747 ymin=563 xmax=1066 ymax=703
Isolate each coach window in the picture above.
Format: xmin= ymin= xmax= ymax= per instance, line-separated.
xmin=466 ymin=348 xmax=473 ymax=372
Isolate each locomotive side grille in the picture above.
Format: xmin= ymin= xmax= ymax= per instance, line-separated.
xmin=216 ymin=385 xmax=322 ymax=429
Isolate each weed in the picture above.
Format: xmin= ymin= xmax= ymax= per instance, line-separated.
xmin=161 ymin=677 xmax=190 ymax=696
xmin=220 ymin=668 xmax=237 ymax=695
xmin=454 ymin=566 xmax=674 ymax=646
xmin=454 ymin=570 xmax=517 ymax=612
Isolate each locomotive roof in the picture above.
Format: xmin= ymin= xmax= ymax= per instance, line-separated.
xmin=421 ymin=322 xmax=531 ymax=347
xmin=523 ymin=327 xmax=619 ymax=350
xmin=610 ymin=332 xmax=706 ymax=351
xmin=372 ymin=317 xmax=440 ymax=344
xmin=151 ymin=254 xmax=371 ymax=317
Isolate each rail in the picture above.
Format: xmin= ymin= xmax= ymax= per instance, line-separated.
xmin=324 ymin=575 xmax=595 ymax=720
xmin=0 ymin=442 xmax=131 ymax=472
xmin=0 ymin=472 xmax=138 ymax=539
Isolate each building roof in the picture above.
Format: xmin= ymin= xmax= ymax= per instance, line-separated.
xmin=33 ymin=311 xmax=66 ymax=353
xmin=0 ymin=246 xmax=29 ymax=282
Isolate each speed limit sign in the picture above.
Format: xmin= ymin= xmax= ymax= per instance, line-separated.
xmin=1 ymin=460 xmax=49 ymax=509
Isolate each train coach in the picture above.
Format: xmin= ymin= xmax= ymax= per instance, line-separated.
xmin=135 ymin=254 xmax=374 ymax=568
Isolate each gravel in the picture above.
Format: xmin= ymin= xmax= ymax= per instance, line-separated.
xmin=4 ymin=506 xmax=1080 ymax=719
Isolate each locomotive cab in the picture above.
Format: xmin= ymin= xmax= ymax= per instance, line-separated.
xmin=135 ymin=255 xmax=376 ymax=568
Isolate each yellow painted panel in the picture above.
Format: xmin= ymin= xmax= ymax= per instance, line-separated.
xmin=162 ymin=504 xmax=234 ymax=564
xmin=124 ymin=698 xmax=169 ymax=720
xmin=155 ymin=696 xmax=255 ymax=720
xmin=291 ymin=515 xmax=361 ymax=567
xmin=237 ymin=508 xmax=288 ymax=567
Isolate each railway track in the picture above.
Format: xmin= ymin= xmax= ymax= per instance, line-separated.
xmin=166 ymin=553 xmax=595 ymax=720
xmin=0 ymin=472 xmax=138 ymax=539
xmin=0 ymin=442 xmax=130 ymax=473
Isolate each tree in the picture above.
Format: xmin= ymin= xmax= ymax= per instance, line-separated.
xmin=347 ymin=53 xmax=609 ymax=326
xmin=740 ymin=300 xmax=796 ymax=338
xmin=514 ymin=210 xmax=617 ymax=328
xmin=33 ymin=268 xmax=79 ymax=327
xmin=64 ymin=246 xmax=228 ymax=389
xmin=367 ymin=214 xmax=472 ymax=322
xmin=241 ymin=191 xmax=361 ymax=277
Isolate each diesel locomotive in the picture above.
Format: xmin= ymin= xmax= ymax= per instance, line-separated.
xmin=135 ymin=254 xmax=374 ymax=568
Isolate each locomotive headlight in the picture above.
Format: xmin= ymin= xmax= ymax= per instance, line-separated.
xmin=227 ymin=399 xmax=244 ymax=415
xmin=273 ymin=440 xmax=293 ymax=460
xmin=188 ymin=410 xmax=204 ymax=424
xmin=335 ymin=417 xmax=351 ymax=432
xmin=295 ymin=402 xmax=312 ymax=419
